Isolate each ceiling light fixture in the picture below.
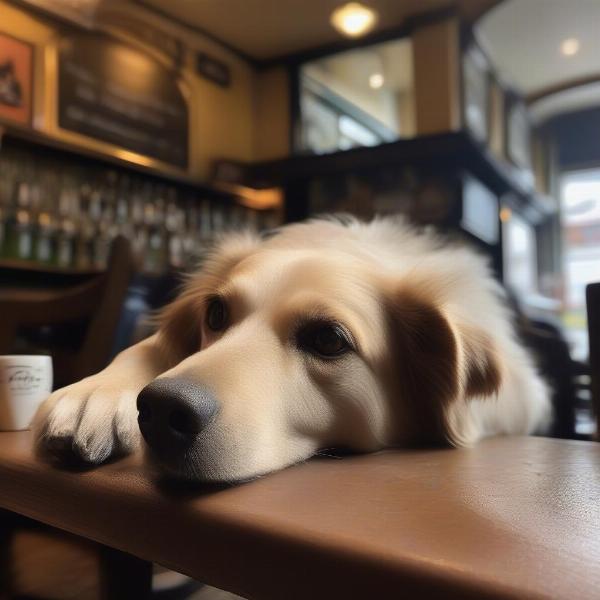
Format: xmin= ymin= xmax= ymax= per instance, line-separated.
xmin=369 ymin=73 xmax=384 ymax=89
xmin=330 ymin=2 xmax=378 ymax=38
xmin=561 ymin=38 xmax=580 ymax=56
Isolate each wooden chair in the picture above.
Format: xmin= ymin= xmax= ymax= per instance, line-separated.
xmin=0 ymin=237 xmax=138 ymax=598
xmin=587 ymin=282 xmax=600 ymax=439
xmin=0 ymin=236 xmax=133 ymax=387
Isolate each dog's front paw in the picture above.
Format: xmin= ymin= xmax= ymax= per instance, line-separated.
xmin=33 ymin=375 xmax=141 ymax=464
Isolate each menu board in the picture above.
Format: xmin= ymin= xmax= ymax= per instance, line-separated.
xmin=58 ymin=33 xmax=188 ymax=168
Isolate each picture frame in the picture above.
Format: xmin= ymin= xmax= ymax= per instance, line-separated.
xmin=0 ymin=31 xmax=34 ymax=126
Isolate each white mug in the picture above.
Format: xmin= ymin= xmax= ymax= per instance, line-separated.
xmin=0 ymin=355 xmax=53 ymax=431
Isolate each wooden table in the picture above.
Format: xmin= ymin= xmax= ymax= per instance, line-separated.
xmin=0 ymin=432 xmax=599 ymax=599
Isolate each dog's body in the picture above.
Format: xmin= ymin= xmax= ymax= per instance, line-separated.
xmin=35 ymin=217 xmax=551 ymax=482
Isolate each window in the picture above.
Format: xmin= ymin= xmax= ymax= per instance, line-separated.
xmin=298 ymin=38 xmax=415 ymax=154
xmin=503 ymin=211 xmax=538 ymax=298
xmin=561 ymin=169 xmax=600 ymax=361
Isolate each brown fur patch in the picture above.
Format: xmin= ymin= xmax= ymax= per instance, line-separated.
xmin=387 ymin=290 xmax=459 ymax=444
xmin=387 ymin=290 xmax=502 ymax=445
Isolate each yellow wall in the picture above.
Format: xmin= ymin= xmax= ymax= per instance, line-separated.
xmin=252 ymin=66 xmax=291 ymax=162
xmin=412 ymin=18 xmax=462 ymax=136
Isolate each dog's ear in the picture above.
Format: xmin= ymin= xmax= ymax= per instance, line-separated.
xmin=157 ymin=231 xmax=261 ymax=361
xmin=387 ymin=288 xmax=501 ymax=446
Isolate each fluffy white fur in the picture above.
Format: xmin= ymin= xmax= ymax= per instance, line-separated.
xmin=34 ymin=217 xmax=552 ymax=482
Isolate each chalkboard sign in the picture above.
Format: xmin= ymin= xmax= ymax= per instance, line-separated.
xmin=58 ymin=33 xmax=188 ymax=168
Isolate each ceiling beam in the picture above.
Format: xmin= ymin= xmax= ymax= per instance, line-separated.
xmin=527 ymin=74 xmax=600 ymax=104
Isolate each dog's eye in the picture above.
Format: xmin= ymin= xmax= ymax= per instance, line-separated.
xmin=299 ymin=323 xmax=352 ymax=358
xmin=206 ymin=297 xmax=228 ymax=332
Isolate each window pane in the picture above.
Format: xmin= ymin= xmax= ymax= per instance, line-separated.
xmin=561 ymin=169 xmax=600 ymax=361
xmin=503 ymin=212 xmax=538 ymax=297
xmin=298 ymin=38 xmax=414 ymax=154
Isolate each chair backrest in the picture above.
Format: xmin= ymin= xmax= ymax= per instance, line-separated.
xmin=0 ymin=236 xmax=133 ymax=387
xmin=586 ymin=283 xmax=600 ymax=439
xmin=75 ymin=236 xmax=133 ymax=379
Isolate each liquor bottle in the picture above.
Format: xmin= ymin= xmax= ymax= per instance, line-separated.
xmin=93 ymin=219 xmax=112 ymax=269
xmin=165 ymin=188 xmax=183 ymax=269
xmin=180 ymin=202 xmax=198 ymax=269
xmin=56 ymin=217 xmax=76 ymax=268
xmin=144 ymin=195 xmax=168 ymax=274
xmin=34 ymin=212 xmax=55 ymax=264
xmin=9 ymin=182 xmax=34 ymax=260
xmin=88 ymin=189 xmax=103 ymax=224
xmin=115 ymin=176 xmax=130 ymax=230
xmin=200 ymin=200 xmax=212 ymax=241
xmin=211 ymin=204 xmax=225 ymax=233
xmin=73 ymin=217 xmax=95 ymax=270
xmin=130 ymin=182 xmax=145 ymax=228
xmin=0 ymin=206 xmax=5 ymax=253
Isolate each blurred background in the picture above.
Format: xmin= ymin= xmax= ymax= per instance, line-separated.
xmin=0 ymin=0 xmax=599 ymax=597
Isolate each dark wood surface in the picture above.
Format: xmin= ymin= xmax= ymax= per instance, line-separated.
xmin=0 ymin=432 xmax=598 ymax=599
xmin=246 ymin=131 xmax=551 ymax=224
xmin=249 ymin=132 xmax=516 ymax=190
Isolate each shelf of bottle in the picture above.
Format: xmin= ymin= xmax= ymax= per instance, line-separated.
xmin=0 ymin=120 xmax=233 ymax=202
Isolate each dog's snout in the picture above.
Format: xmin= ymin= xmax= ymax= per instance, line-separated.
xmin=137 ymin=377 xmax=218 ymax=457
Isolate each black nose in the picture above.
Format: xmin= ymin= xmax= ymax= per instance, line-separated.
xmin=137 ymin=377 xmax=219 ymax=458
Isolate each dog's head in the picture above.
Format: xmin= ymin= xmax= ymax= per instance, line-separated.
xmin=137 ymin=218 xmax=503 ymax=482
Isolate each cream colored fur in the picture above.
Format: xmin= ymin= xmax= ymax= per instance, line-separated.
xmin=34 ymin=217 xmax=552 ymax=482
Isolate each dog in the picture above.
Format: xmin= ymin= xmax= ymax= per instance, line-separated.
xmin=34 ymin=216 xmax=552 ymax=482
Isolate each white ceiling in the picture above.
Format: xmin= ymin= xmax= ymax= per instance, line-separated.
xmin=477 ymin=0 xmax=600 ymax=96
xmin=138 ymin=0 xmax=497 ymax=60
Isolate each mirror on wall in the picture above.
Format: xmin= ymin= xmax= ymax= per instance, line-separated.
xmin=297 ymin=37 xmax=415 ymax=154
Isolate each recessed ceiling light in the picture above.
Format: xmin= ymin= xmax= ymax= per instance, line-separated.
xmin=330 ymin=2 xmax=378 ymax=38
xmin=369 ymin=73 xmax=384 ymax=89
xmin=561 ymin=38 xmax=580 ymax=56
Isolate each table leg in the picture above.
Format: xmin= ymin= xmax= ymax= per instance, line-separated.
xmin=98 ymin=545 xmax=153 ymax=600
xmin=0 ymin=509 xmax=17 ymax=597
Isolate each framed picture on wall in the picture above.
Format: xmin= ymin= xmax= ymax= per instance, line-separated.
xmin=0 ymin=32 xmax=33 ymax=126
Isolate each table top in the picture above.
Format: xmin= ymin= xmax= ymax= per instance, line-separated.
xmin=0 ymin=432 xmax=599 ymax=600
